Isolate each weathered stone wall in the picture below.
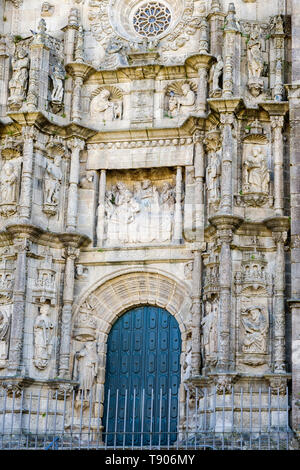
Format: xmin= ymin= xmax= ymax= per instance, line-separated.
xmin=0 ymin=0 xmax=297 ymax=443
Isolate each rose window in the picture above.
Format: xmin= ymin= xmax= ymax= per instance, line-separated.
xmin=133 ymin=2 xmax=172 ymax=38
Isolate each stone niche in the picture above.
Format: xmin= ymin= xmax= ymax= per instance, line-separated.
xmin=103 ymin=168 xmax=177 ymax=246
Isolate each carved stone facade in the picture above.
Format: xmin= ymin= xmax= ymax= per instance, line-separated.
xmin=0 ymin=0 xmax=298 ymax=447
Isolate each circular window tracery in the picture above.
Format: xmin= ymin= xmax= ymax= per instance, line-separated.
xmin=133 ymin=2 xmax=172 ymax=38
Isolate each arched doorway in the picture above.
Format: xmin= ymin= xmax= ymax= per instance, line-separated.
xmin=103 ymin=305 xmax=181 ymax=447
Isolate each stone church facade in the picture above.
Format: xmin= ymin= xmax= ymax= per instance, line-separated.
xmin=0 ymin=0 xmax=299 ymax=448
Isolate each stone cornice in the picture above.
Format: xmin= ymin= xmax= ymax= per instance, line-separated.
xmin=208 ymin=215 xmax=244 ymax=231
xmin=260 ymin=101 xmax=289 ymax=116
xmin=207 ymin=98 xmax=244 ymax=115
xmin=0 ymin=224 xmax=91 ymax=248
xmin=264 ymin=216 xmax=290 ymax=232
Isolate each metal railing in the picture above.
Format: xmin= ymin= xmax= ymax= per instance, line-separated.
xmin=0 ymin=386 xmax=294 ymax=450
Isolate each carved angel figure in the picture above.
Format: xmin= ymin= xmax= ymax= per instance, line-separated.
xmin=33 ymin=304 xmax=54 ymax=369
xmin=75 ymin=341 xmax=98 ymax=399
xmin=8 ymin=47 xmax=29 ymax=108
xmin=51 ymin=62 xmax=66 ymax=104
xmin=0 ymin=161 xmax=18 ymax=205
xmin=241 ymin=307 xmax=268 ymax=354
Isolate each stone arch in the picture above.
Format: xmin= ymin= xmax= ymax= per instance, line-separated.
xmin=73 ymin=268 xmax=192 ymax=338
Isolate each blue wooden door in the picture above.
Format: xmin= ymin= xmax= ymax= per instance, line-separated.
xmin=103 ymin=305 xmax=181 ymax=446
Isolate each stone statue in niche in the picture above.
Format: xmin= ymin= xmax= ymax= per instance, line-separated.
xmin=168 ymin=83 xmax=196 ymax=117
xmin=139 ymin=179 xmax=160 ymax=243
xmin=209 ymin=56 xmax=223 ymax=98
xmin=247 ymin=30 xmax=264 ymax=97
xmin=160 ymin=183 xmax=175 ymax=242
xmin=243 ymin=147 xmax=269 ymax=194
xmin=206 ymin=148 xmax=221 ymax=201
xmin=183 ymin=341 xmax=192 ymax=381
xmin=43 ymin=156 xmax=62 ymax=216
xmin=201 ymin=298 xmax=218 ymax=365
xmin=241 ymin=306 xmax=268 ymax=354
xmin=0 ymin=160 xmax=19 ymax=217
xmin=90 ymin=89 xmax=122 ymax=122
xmin=50 ymin=62 xmax=66 ymax=109
xmin=0 ymin=309 xmax=10 ymax=367
xmin=74 ymin=342 xmax=98 ymax=400
xmin=8 ymin=47 xmax=29 ymax=110
xmin=33 ymin=304 xmax=54 ymax=370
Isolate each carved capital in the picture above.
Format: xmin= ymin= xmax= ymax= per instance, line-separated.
xmin=14 ymin=238 xmax=31 ymax=254
xmin=22 ymin=126 xmax=37 ymax=142
xmin=212 ymin=374 xmax=238 ymax=394
xmin=64 ymin=245 xmax=80 ymax=260
xmin=270 ymin=115 xmax=284 ymax=129
xmin=220 ymin=113 xmax=234 ymax=126
xmin=51 ymin=381 xmax=77 ymax=399
xmin=67 ymin=138 xmax=85 ymax=152
xmin=217 ymin=229 xmax=233 ymax=245
xmin=193 ymin=130 xmax=205 ymax=144
xmin=0 ymin=379 xmax=24 ymax=397
xmin=272 ymin=231 xmax=288 ymax=245
xmin=266 ymin=375 xmax=289 ymax=395
xmin=203 ymin=129 xmax=222 ymax=152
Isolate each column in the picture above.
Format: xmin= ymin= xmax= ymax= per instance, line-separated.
xmin=191 ymin=249 xmax=202 ymax=375
xmin=222 ymin=3 xmax=239 ymax=98
xmin=8 ymin=238 xmax=30 ymax=373
xmin=58 ymin=245 xmax=79 ymax=378
xmin=66 ymin=138 xmax=85 ymax=232
xmin=0 ymin=35 xmax=9 ymax=116
xmin=208 ymin=1 xmax=225 ymax=58
xmin=173 ymin=166 xmax=183 ymax=243
xmin=273 ymin=230 xmax=287 ymax=372
xmin=26 ymin=19 xmax=50 ymax=112
xmin=219 ymin=113 xmax=234 ymax=215
xmin=96 ymin=169 xmax=106 ymax=246
xmin=71 ymin=75 xmax=83 ymax=123
xmin=19 ymin=126 xmax=35 ymax=222
xmin=62 ymin=8 xmax=79 ymax=118
xmin=196 ymin=66 xmax=208 ymax=114
xmin=289 ymin=0 xmax=300 ymax=435
xmin=270 ymin=115 xmax=285 ymax=216
xmin=217 ymin=228 xmax=233 ymax=371
xmin=193 ymin=131 xmax=205 ymax=241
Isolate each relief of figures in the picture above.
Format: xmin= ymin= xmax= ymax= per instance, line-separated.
xmin=90 ymin=88 xmax=123 ymax=122
xmin=0 ymin=160 xmax=19 ymax=217
xmin=8 ymin=47 xmax=29 ymax=110
xmin=104 ymin=179 xmax=175 ymax=245
xmin=242 ymin=147 xmax=269 ymax=194
xmin=43 ymin=156 xmax=62 ymax=216
xmin=167 ymin=82 xmax=196 ymax=118
xmin=241 ymin=306 xmax=268 ymax=354
xmin=0 ymin=309 xmax=10 ymax=368
xmin=33 ymin=304 xmax=54 ymax=370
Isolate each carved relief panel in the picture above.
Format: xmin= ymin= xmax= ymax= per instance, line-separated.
xmin=235 ymin=251 xmax=273 ymax=371
xmin=165 ymin=81 xmax=197 ymax=118
xmin=103 ymin=168 xmax=177 ymax=246
xmin=90 ymin=86 xmax=123 ymax=123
